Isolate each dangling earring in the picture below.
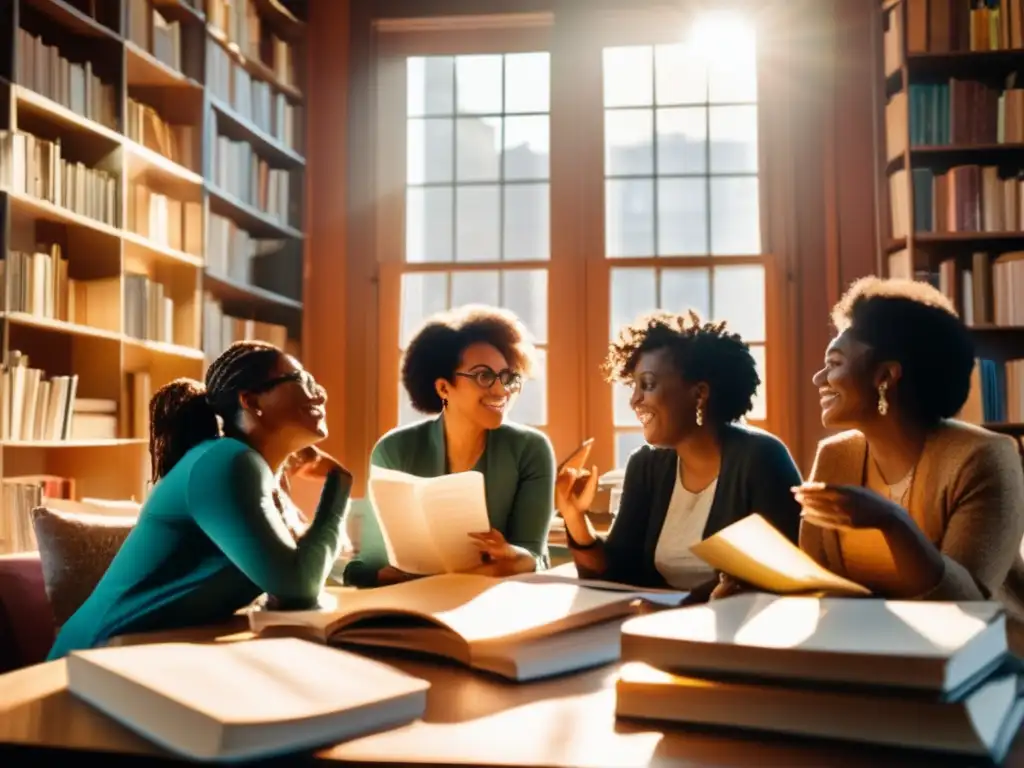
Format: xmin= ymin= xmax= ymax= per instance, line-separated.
xmin=695 ymin=401 xmax=704 ymax=427
xmin=877 ymin=382 xmax=889 ymax=416
xmin=441 ymin=398 xmax=448 ymax=410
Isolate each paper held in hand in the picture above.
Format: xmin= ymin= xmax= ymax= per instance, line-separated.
xmin=690 ymin=513 xmax=871 ymax=596
xmin=367 ymin=466 xmax=491 ymax=575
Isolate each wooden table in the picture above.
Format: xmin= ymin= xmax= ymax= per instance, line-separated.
xmin=1 ymin=620 xmax=1020 ymax=767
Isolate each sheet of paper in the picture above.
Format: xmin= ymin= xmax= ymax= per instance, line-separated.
xmin=367 ymin=469 xmax=445 ymax=575
xmin=689 ymin=513 xmax=871 ymax=596
xmin=419 ymin=472 xmax=491 ymax=572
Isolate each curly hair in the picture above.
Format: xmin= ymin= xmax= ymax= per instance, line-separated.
xmin=401 ymin=304 xmax=538 ymax=414
xmin=149 ymin=341 xmax=282 ymax=481
xmin=604 ymin=310 xmax=760 ymax=425
xmin=831 ymin=276 xmax=975 ymax=424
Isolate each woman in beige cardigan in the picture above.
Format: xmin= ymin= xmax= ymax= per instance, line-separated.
xmin=793 ymin=277 xmax=1024 ymax=612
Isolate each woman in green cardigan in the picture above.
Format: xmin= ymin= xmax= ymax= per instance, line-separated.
xmin=344 ymin=305 xmax=556 ymax=587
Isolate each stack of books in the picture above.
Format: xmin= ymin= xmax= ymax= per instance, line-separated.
xmin=614 ymin=516 xmax=1024 ymax=761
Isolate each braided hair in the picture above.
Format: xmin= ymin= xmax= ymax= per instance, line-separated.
xmin=149 ymin=341 xmax=282 ymax=481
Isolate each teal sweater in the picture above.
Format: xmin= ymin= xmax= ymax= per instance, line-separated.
xmin=343 ymin=416 xmax=556 ymax=587
xmin=47 ymin=438 xmax=350 ymax=659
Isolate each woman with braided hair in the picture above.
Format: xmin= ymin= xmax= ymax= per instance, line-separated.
xmin=47 ymin=341 xmax=351 ymax=659
xmin=556 ymin=310 xmax=802 ymax=600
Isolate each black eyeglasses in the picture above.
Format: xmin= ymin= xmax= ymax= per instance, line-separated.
xmin=455 ymin=368 xmax=523 ymax=393
xmin=251 ymin=370 xmax=324 ymax=398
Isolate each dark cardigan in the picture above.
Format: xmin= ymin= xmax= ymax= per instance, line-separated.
xmin=569 ymin=423 xmax=803 ymax=590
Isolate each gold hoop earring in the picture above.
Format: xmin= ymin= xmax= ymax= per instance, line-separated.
xmin=877 ymin=383 xmax=888 ymax=416
xmin=695 ymin=402 xmax=704 ymax=427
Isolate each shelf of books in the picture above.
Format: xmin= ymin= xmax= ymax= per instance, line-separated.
xmin=0 ymin=0 xmax=306 ymax=547
xmin=879 ymin=0 xmax=1024 ymax=441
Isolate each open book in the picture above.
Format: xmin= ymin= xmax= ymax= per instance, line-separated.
xmin=66 ymin=639 xmax=429 ymax=762
xmin=689 ymin=513 xmax=870 ymax=596
xmin=512 ymin=563 xmax=688 ymax=606
xmin=367 ymin=466 xmax=490 ymax=575
xmin=249 ymin=574 xmax=646 ymax=681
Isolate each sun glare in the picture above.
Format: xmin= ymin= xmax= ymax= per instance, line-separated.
xmin=689 ymin=11 xmax=755 ymax=63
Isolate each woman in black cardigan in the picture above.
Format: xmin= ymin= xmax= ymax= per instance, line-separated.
xmin=558 ymin=310 xmax=802 ymax=599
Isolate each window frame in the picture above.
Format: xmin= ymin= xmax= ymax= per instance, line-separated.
xmin=371 ymin=8 xmax=783 ymax=472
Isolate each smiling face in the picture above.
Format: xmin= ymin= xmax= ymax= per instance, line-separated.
xmin=245 ymin=354 xmax=328 ymax=448
xmin=628 ymin=348 xmax=705 ymax=448
xmin=438 ymin=342 xmax=520 ymax=431
xmin=812 ymin=329 xmax=881 ymax=429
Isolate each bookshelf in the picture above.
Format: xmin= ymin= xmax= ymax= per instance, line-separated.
xmin=878 ymin=0 xmax=1024 ymax=440
xmin=0 ymin=0 xmax=306 ymax=530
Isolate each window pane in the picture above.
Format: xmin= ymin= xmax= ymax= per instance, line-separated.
xmin=703 ymin=17 xmax=757 ymax=103
xmin=451 ymin=270 xmax=499 ymax=308
xmin=406 ymin=187 xmax=453 ymax=262
xmin=505 ymin=52 xmax=550 ymax=113
xmin=407 ymin=118 xmax=453 ymax=184
xmin=748 ymin=343 xmax=767 ymax=421
xmin=456 ymin=117 xmax=501 ymax=182
xmin=606 ymin=179 xmax=654 ymax=257
xmin=400 ymin=272 xmax=448 ymax=346
xmin=654 ymin=43 xmax=707 ymax=105
xmin=657 ymin=107 xmax=706 ymax=175
xmin=614 ymin=382 xmax=636 ymax=427
xmin=502 ymin=270 xmax=548 ymax=343
xmin=710 ymin=176 xmax=760 ymax=255
xmin=514 ymin=347 xmax=547 ymax=426
xmin=610 ymin=267 xmax=656 ymax=338
xmin=709 ymin=105 xmax=758 ymax=174
xmin=713 ymin=264 xmax=766 ymax=342
xmin=407 ymin=57 xmax=454 ymax=117
xmin=504 ymin=183 xmax=549 ymax=261
xmin=504 ymin=116 xmax=549 ymax=180
xmin=661 ymin=268 xmax=711 ymax=319
xmin=604 ymin=47 xmax=653 ymax=108
xmin=615 ymin=431 xmax=648 ymax=468
xmin=456 ymin=185 xmax=500 ymax=261
xmin=658 ymin=177 xmax=707 ymax=256
xmin=456 ymin=55 xmax=502 ymax=114
xmin=605 ymin=109 xmax=653 ymax=176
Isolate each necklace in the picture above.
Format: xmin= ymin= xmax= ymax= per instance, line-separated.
xmin=886 ymin=467 xmax=915 ymax=508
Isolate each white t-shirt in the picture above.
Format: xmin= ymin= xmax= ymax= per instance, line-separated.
xmin=653 ymin=463 xmax=718 ymax=589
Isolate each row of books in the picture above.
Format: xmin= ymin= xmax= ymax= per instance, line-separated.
xmin=126 ymin=98 xmax=199 ymax=174
xmin=202 ymin=296 xmax=289 ymax=360
xmin=0 ymin=475 xmax=73 ymax=554
xmin=885 ymin=82 xmax=1023 ymax=152
xmin=0 ymin=351 xmax=80 ymax=443
xmin=14 ymin=28 xmax=118 ymax=130
xmin=206 ymin=0 xmax=300 ymax=89
xmin=207 ymin=38 xmax=302 ymax=150
xmin=210 ymin=135 xmax=293 ymax=225
xmin=886 ymin=0 xmax=1024 ymax=70
xmin=126 ymin=2 xmax=184 ymax=75
xmin=0 ymin=130 xmax=120 ymax=227
xmin=936 ymin=250 xmax=1024 ymax=326
xmin=206 ymin=213 xmax=277 ymax=280
xmin=124 ymin=273 xmax=177 ymax=346
xmin=961 ymin=357 xmax=1024 ymax=423
xmin=889 ymin=164 xmax=1024 ymax=236
xmin=0 ymin=245 xmax=70 ymax=323
xmin=128 ymin=185 xmax=204 ymax=256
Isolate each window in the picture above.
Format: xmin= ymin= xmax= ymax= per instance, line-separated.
xmin=599 ymin=15 xmax=767 ymax=466
xmin=398 ymin=52 xmax=552 ymax=429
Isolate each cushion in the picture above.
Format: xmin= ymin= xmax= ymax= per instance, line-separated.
xmin=0 ymin=553 xmax=53 ymax=672
xmin=30 ymin=506 xmax=136 ymax=627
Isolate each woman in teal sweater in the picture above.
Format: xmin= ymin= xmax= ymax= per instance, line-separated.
xmin=344 ymin=305 xmax=556 ymax=587
xmin=47 ymin=341 xmax=352 ymax=659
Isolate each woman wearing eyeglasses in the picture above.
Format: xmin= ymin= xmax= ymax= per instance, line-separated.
xmin=46 ymin=341 xmax=351 ymax=659
xmin=343 ymin=305 xmax=556 ymax=587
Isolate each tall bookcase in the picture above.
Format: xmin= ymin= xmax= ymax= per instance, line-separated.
xmin=878 ymin=0 xmax=1024 ymax=440
xmin=0 ymin=0 xmax=306 ymax=528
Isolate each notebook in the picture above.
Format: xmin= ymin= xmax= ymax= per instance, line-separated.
xmin=689 ymin=513 xmax=870 ymax=595
xmin=615 ymin=659 xmax=1024 ymax=762
xmin=367 ymin=466 xmax=490 ymax=574
xmin=620 ymin=593 xmax=1008 ymax=694
xmin=66 ymin=639 xmax=429 ymax=762
xmin=249 ymin=573 xmax=645 ymax=680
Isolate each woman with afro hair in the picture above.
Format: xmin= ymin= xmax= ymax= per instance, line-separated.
xmin=557 ymin=310 xmax=802 ymax=600
xmin=343 ymin=305 xmax=556 ymax=588
xmin=793 ymin=277 xmax=1024 ymax=618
